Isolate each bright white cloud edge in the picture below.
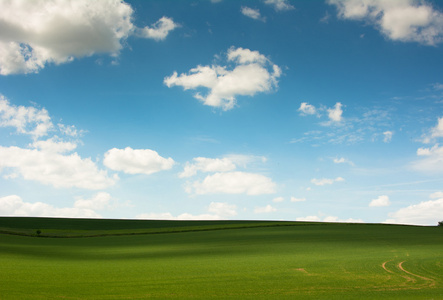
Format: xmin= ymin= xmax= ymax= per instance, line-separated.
xmin=164 ymin=47 xmax=281 ymax=110
xmin=186 ymin=171 xmax=276 ymax=195
xmin=0 ymin=0 xmax=178 ymax=75
xmin=104 ymin=147 xmax=175 ymax=175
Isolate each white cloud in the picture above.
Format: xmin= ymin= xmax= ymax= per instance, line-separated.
xmin=0 ymin=94 xmax=115 ymax=189
xmin=412 ymin=144 xmax=443 ymax=174
xmin=296 ymin=215 xmax=363 ymax=223
xmin=421 ymin=117 xmax=443 ymax=144
xmin=136 ymin=201 xmax=237 ymax=220
xmin=241 ymin=7 xmax=266 ymax=22
xmin=0 ymin=195 xmax=101 ymax=218
xmin=187 ymin=171 xmax=276 ymax=195
xmin=207 ymin=202 xmax=237 ymax=217
xmin=136 ymin=212 xmax=221 ymax=221
xmin=58 ymin=123 xmax=83 ymax=137
xmin=179 ymin=154 xmax=266 ymax=178
xmin=0 ymin=146 xmax=116 ymax=190
xmin=296 ymin=215 xmax=321 ymax=222
xmin=430 ymin=116 xmax=443 ymax=139
xmin=430 ymin=191 xmax=443 ymax=199
xmin=224 ymin=154 xmax=268 ymax=167
xmin=334 ymin=157 xmax=346 ymax=164
xmin=164 ymin=47 xmax=281 ymax=110
xmin=30 ymin=136 xmax=77 ymax=153
xmin=298 ymin=102 xmax=317 ymax=115
xmin=264 ymin=0 xmax=295 ymax=11
xmin=294 ymin=107 xmax=392 ymax=145
xmin=254 ymin=204 xmax=277 ymax=214
xmin=327 ymin=102 xmax=343 ymax=122
xmin=290 ymin=197 xmax=306 ymax=202
xmin=0 ymin=95 xmax=53 ymax=138
xmin=386 ymin=196 xmax=443 ymax=226
xmin=135 ymin=17 xmax=179 ymax=41
xmin=311 ymin=177 xmax=345 ymax=186
xmin=74 ymin=192 xmax=112 ymax=210
xmin=179 ymin=157 xmax=236 ymax=178
xmin=273 ymin=196 xmax=284 ymax=203
xmin=333 ymin=157 xmax=354 ymax=166
xmin=0 ymin=1 xmax=178 ymax=75
xmin=0 ymin=0 xmax=133 ymax=74
xmin=328 ymin=0 xmax=443 ymax=45
xmin=383 ymin=130 xmax=393 ymax=143
xmin=369 ymin=195 xmax=390 ymax=207
xmin=104 ymin=147 xmax=175 ymax=175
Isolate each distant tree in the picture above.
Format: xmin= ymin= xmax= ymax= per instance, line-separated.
xmin=36 ymin=229 xmax=41 ymax=236
xmin=438 ymin=221 xmax=443 ymax=227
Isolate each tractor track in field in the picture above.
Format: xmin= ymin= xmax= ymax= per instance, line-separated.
xmin=381 ymin=260 xmax=436 ymax=290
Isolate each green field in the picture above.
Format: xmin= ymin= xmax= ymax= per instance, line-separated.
xmin=0 ymin=218 xmax=442 ymax=299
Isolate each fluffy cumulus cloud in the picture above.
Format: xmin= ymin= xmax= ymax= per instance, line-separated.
xmin=411 ymin=144 xmax=443 ymax=174
xmin=164 ymin=47 xmax=281 ymax=110
xmin=74 ymin=192 xmax=112 ymax=210
xmin=0 ymin=95 xmax=116 ymax=189
xmin=431 ymin=117 xmax=443 ymax=137
xmin=264 ymin=0 xmax=295 ymax=11
xmin=134 ymin=16 xmax=178 ymax=41
xmin=327 ymin=102 xmax=343 ymax=122
xmin=179 ymin=157 xmax=236 ymax=178
xmin=30 ymin=137 xmax=77 ymax=153
xmin=298 ymin=102 xmax=317 ymax=116
xmin=0 ymin=195 xmax=101 ymax=218
xmin=297 ymin=101 xmax=343 ymax=123
xmin=254 ymin=204 xmax=277 ymax=214
xmin=186 ymin=171 xmax=276 ymax=195
xmin=311 ymin=177 xmax=345 ymax=186
xmin=423 ymin=116 xmax=443 ymax=143
xmin=386 ymin=194 xmax=443 ymax=225
xmin=0 ymin=146 xmax=116 ymax=189
xmin=104 ymin=147 xmax=175 ymax=175
xmin=241 ymin=7 xmax=266 ymax=22
xmin=0 ymin=0 xmax=178 ymax=75
xmin=0 ymin=95 xmax=52 ymax=138
xmin=369 ymin=195 xmax=390 ymax=207
xmin=328 ymin=0 xmax=443 ymax=45
xmin=136 ymin=202 xmax=237 ymax=220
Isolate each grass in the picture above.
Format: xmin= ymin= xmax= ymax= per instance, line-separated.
xmin=0 ymin=217 xmax=442 ymax=299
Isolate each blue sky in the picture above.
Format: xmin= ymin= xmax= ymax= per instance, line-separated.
xmin=1 ymin=0 xmax=443 ymax=225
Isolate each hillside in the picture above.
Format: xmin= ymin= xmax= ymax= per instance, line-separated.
xmin=0 ymin=217 xmax=442 ymax=299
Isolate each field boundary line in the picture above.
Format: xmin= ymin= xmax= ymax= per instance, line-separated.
xmin=0 ymin=222 xmax=301 ymax=238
